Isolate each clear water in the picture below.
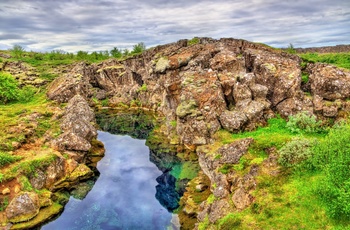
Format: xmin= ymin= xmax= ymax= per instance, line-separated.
xmin=42 ymin=131 xmax=180 ymax=230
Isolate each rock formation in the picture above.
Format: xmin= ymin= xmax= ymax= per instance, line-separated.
xmin=44 ymin=37 xmax=350 ymax=229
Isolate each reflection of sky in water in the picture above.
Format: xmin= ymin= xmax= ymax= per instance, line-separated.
xmin=42 ymin=131 xmax=179 ymax=230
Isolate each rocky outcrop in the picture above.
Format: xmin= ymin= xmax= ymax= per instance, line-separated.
xmin=53 ymin=94 xmax=97 ymax=153
xmin=47 ymin=38 xmax=350 ymax=147
xmin=5 ymin=192 xmax=40 ymax=223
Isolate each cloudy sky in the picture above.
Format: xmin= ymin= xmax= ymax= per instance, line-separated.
xmin=0 ymin=0 xmax=349 ymax=53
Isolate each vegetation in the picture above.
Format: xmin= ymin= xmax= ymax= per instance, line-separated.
xmin=299 ymin=52 xmax=350 ymax=69
xmin=0 ymin=151 xmax=22 ymax=168
xmin=187 ymin=37 xmax=200 ymax=46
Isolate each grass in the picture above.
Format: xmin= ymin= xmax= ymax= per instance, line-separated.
xmin=299 ymin=52 xmax=350 ymax=69
xmin=0 ymin=152 xmax=22 ymax=168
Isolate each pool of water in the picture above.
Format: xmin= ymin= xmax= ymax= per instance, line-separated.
xmin=42 ymin=131 xmax=180 ymax=230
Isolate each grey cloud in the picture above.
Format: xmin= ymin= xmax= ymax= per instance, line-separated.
xmin=0 ymin=0 xmax=349 ymax=52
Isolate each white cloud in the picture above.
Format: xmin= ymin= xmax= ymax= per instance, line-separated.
xmin=0 ymin=0 xmax=349 ymax=52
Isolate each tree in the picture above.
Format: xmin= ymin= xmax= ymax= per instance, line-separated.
xmin=110 ymin=47 xmax=122 ymax=58
xmin=10 ymin=44 xmax=25 ymax=58
xmin=131 ymin=42 xmax=146 ymax=54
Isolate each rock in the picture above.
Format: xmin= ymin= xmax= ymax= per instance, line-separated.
xmin=232 ymin=188 xmax=253 ymax=210
xmin=54 ymin=95 xmax=97 ymax=152
xmin=309 ymin=63 xmax=350 ymax=100
xmin=47 ymin=75 xmax=91 ymax=103
xmin=5 ymin=192 xmax=40 ymax=223
xmin=2 ymin=188 xmax=10 ymax=195
xmin=219 ymin=110 xmax=248 ymax=132
xmin=323 ymin=105 xmax=338 ymax=117
xmin=30 ymin=170 xmax=47 ymax=190
xmin=217 ymin=138 xmax=254 ymax=164
xmin=45 ymin=157 xmax=66 ymax=189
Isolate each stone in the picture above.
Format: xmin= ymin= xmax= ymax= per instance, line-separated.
xmin=30 ymin=170 xmax=47 ymax=190
xmin=232 ymin=188 xmax=253 ymax=210
xmin=219 ymin=110 xmax=248 ymax=132
xmin=2 ymin=188 xmax=10 ymax=195
xmin=309 ymin=63 xmax=350 ymax=100
xmin=6 ymin=192 xmax=40 ymax=223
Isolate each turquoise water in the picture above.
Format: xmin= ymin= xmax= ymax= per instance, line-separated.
xmin=42 ymin=131 xmax=180 ymax=230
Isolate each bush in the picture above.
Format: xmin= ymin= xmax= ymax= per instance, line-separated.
xmin=131 ymin=42 xmax=146 ymax=54
xmin=0 ymin=72 xmax=20 ymax=104
xmin=10 ymin=44 xmax=25 ymax=58
xmin=286 ymin=111 xmax=322 ymax=134
xmin=312 ymin=124 xmax=350 ymax=219
xmin=18 ymin=85 xmax=37 ymax=103
xmin=278 ymin=138 xmax=314 ymax=167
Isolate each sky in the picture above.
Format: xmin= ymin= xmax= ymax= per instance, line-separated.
xmin=0 ymin=0 xmax=349 ymax=53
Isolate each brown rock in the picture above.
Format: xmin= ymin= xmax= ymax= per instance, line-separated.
xmin=5 ymin=192 xmax=40 ymax=223
xmin=232 ymin=188 xmax=253 ymax=210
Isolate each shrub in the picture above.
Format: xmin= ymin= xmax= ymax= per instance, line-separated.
xmin=286 ymin=43 xmax=296 ymax=54
xmin=0 ymin=72 xmax=20 ymax=104
xmin=18 ymin=85 xmax=37 ymax=103
xmin=187 ymin=37 xmax=200 ymax=46
xmin=278 ymin=138 xmax=314 ymax=167
xmin=10 ymin=44 xmax=25 ymax=58
xmin=286 ymin=111 xmax=322 ymax=134
xmin=312 ymin=124 xmax=350 ymax=219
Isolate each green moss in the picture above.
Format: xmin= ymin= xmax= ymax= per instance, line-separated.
xmin=299 ymin=52 xmax=350 ymax=70
xmin=155 ymin=57 xmax=169 ymax=73
xmin=217 ymin=213 xmax=242 ymax=230
xmin=198 ymin=215 xmax=210 ymax=230
xmin=11 ymin=203 xmax=63 ymax=230
xmin=176 ymin=100 xmax=199 ymax=118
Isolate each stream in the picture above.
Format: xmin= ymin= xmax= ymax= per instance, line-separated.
xmin=42 ymin=131 xmax=180 ymax=230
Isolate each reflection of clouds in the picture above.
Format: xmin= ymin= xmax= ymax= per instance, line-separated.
xmin=43 ymin=131 xmax=173 ymax=229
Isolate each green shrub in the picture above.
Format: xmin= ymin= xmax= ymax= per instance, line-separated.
xmin=278 ymin=138 xmax=314 ymax=167
xmin=312 ymin=124 xmax=350 ymax=219
xmin=286 ymin=111 xmax=322 ymax=134
xmin=18 ymin=85 xmax=37 ymax=103
xmin=187 ymin=37 xmax=200 ymax=46
xmin=0 ymin=72 xmax=20 ymax=104
xmin=10 ymin=44 xmax=25 ymax=58
xmin=0 ymin=152 xmax=22 ymax=168
xmin=286 ymin=43 xmax=296 ymax=54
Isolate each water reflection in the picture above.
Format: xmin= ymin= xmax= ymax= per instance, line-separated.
xmin=42 ymin=131 xmax=179 ymax=230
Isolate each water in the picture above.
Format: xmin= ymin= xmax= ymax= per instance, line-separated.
xmin=42 ymin=131 xmax=180 ymax=230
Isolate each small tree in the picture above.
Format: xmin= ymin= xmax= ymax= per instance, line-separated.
xmin=10 ymin=44 xmax=25 ymax=58
xmin=110 ymin=47 xmax=122 ymax=58
xmin=286 ymin=43 xmax=296 ymax=54
xmin=131 ymin=42 xmax=146 ymax=54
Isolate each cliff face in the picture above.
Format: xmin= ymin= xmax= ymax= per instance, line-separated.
xmin=48 ymin=37 xmax=350 ymax=147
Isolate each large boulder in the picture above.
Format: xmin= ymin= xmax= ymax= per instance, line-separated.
xmin=309 ymin=63 xmax=350 ymax=100
xmin=6 ymin=192 xmax=40 ymax=223
xmin=54 ymin=95 xmax=97 ymax=152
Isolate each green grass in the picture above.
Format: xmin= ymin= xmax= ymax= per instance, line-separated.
xmin=0 ymin=152 xmax=22 ymax=168
xmin=299 ymin=52 xmax=350 ymax=69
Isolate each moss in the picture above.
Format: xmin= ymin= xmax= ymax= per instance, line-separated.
xmin=11 ymin=203 xmax=63 ymax=230
xmin=217 ymin=213 xmax=242 ymax=230
xmin=176 ymin=100 xmax=199 ymax=118
xmin=155 ymin=57 xmax=169 ymax=73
